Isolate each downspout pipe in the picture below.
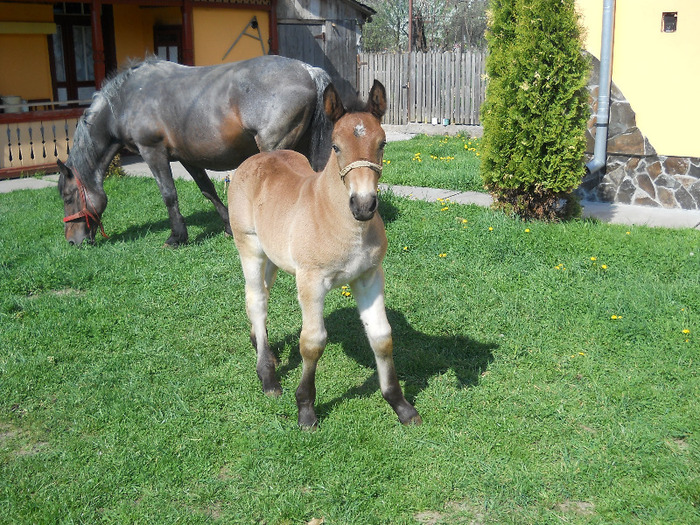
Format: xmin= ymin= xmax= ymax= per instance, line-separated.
xmin=586 ymin=0 xmax=615 ymax=175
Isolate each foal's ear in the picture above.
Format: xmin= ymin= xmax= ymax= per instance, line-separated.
xmin=323 ymin=84 xmax=345 ymax=123
xmin=367 ymin=80 xmax=387 ymax=120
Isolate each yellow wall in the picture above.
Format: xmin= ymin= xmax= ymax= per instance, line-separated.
xmin=577 ymin=0 xmax=700 ymax=157
xmin=0 ymin=3 xmax=54 ymax=101
xmin=193 ymin=8 xmax=269 ymax=65
xmin=113 ymin=5 xmax=182 ymax=67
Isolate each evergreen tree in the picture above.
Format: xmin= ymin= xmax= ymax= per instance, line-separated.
xmin=481 ymin=0 xmax=590 ymax=220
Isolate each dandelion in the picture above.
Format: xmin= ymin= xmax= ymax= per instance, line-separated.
xmin=403 ymin=246 xmax=408 ymax=251
xmin=524 ymin=228 xmax=530 ymax=233
xmin=341 ymin=285 xmax=352 ymax=298
xmin=441 ymin=206 xmax=449 ymax=211
xmin=488 ymin=227 xmax=493 ymax=231
xmin=590 ymin=257 xmax=597 ymax=261
xmin=611 ymin=315 xmax=622 ymax=320
xmin=601 ymin=264 xmax=608 ymax=270
xmin=626 ymin=231 xmax=631 ymax=235
xmin=682 ymin=329 xmax=690 ymax=334
xmin=439 ymin=253 xmax=447 ymax=258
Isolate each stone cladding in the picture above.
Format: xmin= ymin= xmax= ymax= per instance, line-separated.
xmin=578 ymin=57 xmax=700 ymax=210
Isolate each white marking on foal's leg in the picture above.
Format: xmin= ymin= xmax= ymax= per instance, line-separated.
xmin=351 ymin=269 xmax=422 ymax=425
xmin=239 ymin=250 xmax=281 ymax=396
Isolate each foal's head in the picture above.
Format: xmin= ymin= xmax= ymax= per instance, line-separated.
xmin=324 ymin=80 xmax=387 ymax=221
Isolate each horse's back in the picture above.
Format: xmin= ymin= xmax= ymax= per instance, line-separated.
xmin=115 ymin=57 xmax=321 ymax=169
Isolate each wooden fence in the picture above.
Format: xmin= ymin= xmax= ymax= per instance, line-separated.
xmin=357 ymin=50 xmax=487 ymax=126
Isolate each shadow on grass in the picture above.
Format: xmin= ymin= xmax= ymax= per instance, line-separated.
xmin=276 ymin=307 xmax=496 ymax=420
xmin=106 ymin=209 xmax=225 ymax=245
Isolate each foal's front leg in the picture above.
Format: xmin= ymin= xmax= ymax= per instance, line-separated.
xmin=351 ymin=268 xmax=422 ymax=425
xmin=295 ymin=276 xmax=329 ymax=428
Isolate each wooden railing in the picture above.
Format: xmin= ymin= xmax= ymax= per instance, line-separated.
xmin=0 ymin=107 xmax=85 ymax=179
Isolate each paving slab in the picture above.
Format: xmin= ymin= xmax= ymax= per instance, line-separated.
xmin=0 ymin=176 xmax=58 ymax=193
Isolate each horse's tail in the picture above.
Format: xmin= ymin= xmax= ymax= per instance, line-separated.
xmin=305 ymin=65 xmax=333 ymax=171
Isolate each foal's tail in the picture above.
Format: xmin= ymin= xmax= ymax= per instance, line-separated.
xmin=306 ymin=66 xmax=333 ymax=171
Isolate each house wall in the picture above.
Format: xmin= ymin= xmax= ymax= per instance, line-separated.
xmin=193 ymin=8 xmax=269 ymax=65
xmin=577 ymin=0 xmax=700 ymax=158
xmin=0 ymin=3 xmax=54 ymax=102
xmin=113 ymin=5 xmax=181 ymax=65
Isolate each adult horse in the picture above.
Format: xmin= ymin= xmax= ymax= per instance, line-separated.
xmin=57 ymin=55 xmax=332 ymax=246
xmin=228 ymin=80 xmax=422 ymax=428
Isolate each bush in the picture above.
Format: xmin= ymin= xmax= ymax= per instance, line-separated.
xmin=481 ymin=0 xmax=590 ymax=220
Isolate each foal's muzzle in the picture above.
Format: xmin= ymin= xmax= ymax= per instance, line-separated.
xmin=350 ymin=193 xmax=378 ymax=221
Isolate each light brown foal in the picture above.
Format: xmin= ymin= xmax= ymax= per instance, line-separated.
xmin=228 ymin=81 xmax=421 ymax=428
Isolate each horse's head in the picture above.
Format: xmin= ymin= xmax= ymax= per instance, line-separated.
xmin=57 ymin=159 xmax=108 ymax=245
xmin=324 ymin=80 xmax=387 ymax=222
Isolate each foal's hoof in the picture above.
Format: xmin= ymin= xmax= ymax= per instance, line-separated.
xmin=402 ymin=414 xmax=423 ymax=426
xmin=264 ymin=385 xmax=283 ymax=398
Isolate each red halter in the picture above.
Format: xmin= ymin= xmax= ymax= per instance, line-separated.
xmin=62 ymin=167 xmax=108 ymax=239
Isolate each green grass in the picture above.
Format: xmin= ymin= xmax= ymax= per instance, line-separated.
xmin=1 ymin=177 xmax=699 ymax=524
xmin=382 ymin=134 xmax=484 ymax=192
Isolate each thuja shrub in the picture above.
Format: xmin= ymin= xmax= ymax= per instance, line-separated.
xmin=481 ymin=0 xmax=590 ymax=220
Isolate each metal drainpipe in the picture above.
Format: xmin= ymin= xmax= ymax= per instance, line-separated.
xmin=586 ymin=0 xmax=616 ymax=175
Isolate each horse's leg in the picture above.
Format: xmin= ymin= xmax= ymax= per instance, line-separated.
xmin=182 ymin=163 xmax=232 ymax=236
xmin=295 ymin=276 xmax=328 ymax=428
xmin=237 ymin=240 xmax=282 ymax=397
xmin=139 ymin=146 xmax=188 ymax=246
xmin=351 ymin=268 xmax=422 ymax=425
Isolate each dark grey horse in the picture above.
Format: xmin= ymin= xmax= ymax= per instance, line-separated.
xmin=57 ymin=55 xmax=332 ymax=246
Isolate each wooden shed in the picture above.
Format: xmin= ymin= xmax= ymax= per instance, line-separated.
xmin=276 ymin=0 xmax=374 ymax=100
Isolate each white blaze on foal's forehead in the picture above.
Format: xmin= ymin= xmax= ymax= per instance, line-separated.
xmin=353 ymin=123 xmax=366 ymax=137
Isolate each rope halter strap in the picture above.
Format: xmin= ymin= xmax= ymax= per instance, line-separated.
xmin=62 ymin=167 xmax=109 ymax=238
xmin=338 ymin=160 xmax=383 ymax=182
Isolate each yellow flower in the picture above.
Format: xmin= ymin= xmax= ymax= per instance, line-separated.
xmin=590 ymin=257 xmax=597 ymax=261
xmin=682 ymin=329 xmax=690 ymax=334
xmin=441 ymin=206 xmax=449 ymax=211
xmin=488 ymin=227 xmax=493 ymax=231
xmin=403 ymin=246 xmax=408 ymax=251
xmin=438 ymin=253 xmax=447 ymax=258
xmin=611 ymin=315 xmax=622 ymax=320
xmin=524 ymin=228 xmax=530 ymax=233
xmin=601 ymin=264 xmax=608 ymax=270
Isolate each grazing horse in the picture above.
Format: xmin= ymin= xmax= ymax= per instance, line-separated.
xmin=228 ymin=80 xmax=422 ymax=428
xmin=57 ymin=55 xmax=332 ymax=246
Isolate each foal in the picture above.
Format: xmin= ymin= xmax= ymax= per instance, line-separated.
xmin=228 ymin=81 xmax=421 ymax=428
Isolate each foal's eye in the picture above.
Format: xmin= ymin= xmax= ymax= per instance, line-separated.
xmin=332 ymin=144 xmax=340 ymax=154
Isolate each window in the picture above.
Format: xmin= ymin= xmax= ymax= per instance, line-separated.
xmin=662 ymin=12 xmax=677 ymax=33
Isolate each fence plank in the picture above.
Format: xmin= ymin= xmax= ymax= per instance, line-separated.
xmin=357 ymin=50 xmax=486 ymax=125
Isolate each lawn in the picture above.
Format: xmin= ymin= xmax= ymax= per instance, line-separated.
xmin=382 ymin=134 xmax=484 ymax=192
xmin=1 ymin=175 xmax=698 ymax=524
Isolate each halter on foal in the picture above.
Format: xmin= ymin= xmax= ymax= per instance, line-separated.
xmin=228 ymin=81 xmax=421 ymax=428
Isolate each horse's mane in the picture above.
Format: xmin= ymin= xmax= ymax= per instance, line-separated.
xmin=71 ymin=57 xmax=162 ymax=173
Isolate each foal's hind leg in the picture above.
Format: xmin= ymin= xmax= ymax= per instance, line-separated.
xmin=139 ymin=146 xmax=188 ymax=246
xmin=237 ymin=241 xmax=282 ymax=397
xmin=351 ymin=268 xmax=422 ymax=425
xmin=182 ymin=164 xmax=232 ymax=236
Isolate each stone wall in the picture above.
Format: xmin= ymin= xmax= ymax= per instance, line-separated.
xmin=578 ymin=57 xmax=700 ymax=210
